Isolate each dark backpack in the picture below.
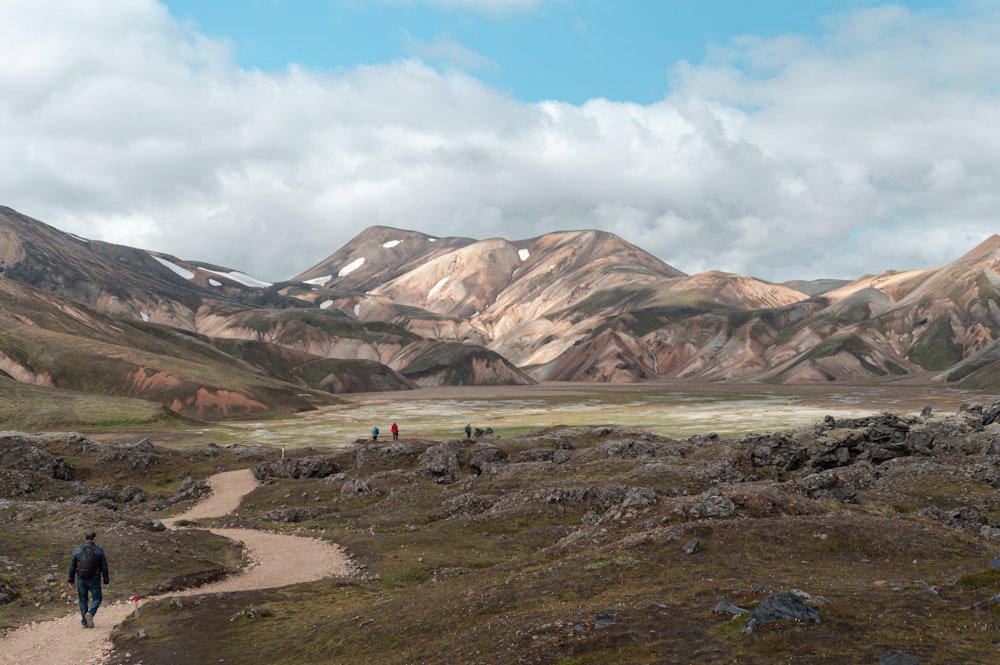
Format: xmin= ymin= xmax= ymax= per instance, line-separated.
xmin=77 ymin=544 xmax=98 ymax=579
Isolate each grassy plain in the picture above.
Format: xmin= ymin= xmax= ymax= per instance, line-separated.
xmin=5 ymin=381 xmax=1000 ymax=664
xmin=196 ymin=381 xmax=998 ymax=448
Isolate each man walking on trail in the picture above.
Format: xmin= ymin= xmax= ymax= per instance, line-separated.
xmin=67 ymin=531 xmax=110 ymax=629
xmin=391 ymin=422 xmax=399 ymax=440
xmin=465 ymin=422 xmax=472 ymax=439
xmin=371 ymin=425 xmax=379 ymax=441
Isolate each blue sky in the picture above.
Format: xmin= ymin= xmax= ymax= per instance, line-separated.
xmin=2 ymin=1 xmax=997 ymax=283
xmin=162 ymin=0 xmax=950 ymax=104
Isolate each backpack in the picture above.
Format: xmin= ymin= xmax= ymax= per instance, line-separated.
xmin=77 ymin=544 xmax=98 ymax=579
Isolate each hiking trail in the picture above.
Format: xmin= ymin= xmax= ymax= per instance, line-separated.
xmin=0 ymin=469 xmax=350 ymax=665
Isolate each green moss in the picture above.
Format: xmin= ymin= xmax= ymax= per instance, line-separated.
xmin=910 ymin=318 xmax=962 ymax=370
xmin=600 ymin=306 xmax=716 ymax=336
xmin=401 ymin=342 xmax=509 ymax=384
xmin=960 ymin=568 xmax=1000 ymax=590
xmin=975 ymin=272 xmax=1000 ymax=309
xmin=777 ymin=333 xmax=887 ymax=378
xmin=390 ymin=304 xmax=462 ymax=322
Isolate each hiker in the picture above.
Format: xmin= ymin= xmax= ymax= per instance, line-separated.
xmin=371 ymin=425 xmax=379 ymax=441
xmin=391 ymin=422 xmax=399 ymax=440
xmin=67 ymin=531 xmax=110 ymax=629
xmin=465 ymin=422 xmax=472 ymax=439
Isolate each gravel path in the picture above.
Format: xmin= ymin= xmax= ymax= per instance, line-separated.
xmin=0 ymin=469 xmax=351 ymax=665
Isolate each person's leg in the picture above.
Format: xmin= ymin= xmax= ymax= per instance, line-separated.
xmin=76 ymin=578 xmax=89 ymax=626
xmin=87 ymin=578 xmax=103 ymax=617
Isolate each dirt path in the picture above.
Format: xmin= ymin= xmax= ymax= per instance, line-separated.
xmin=0 ymin=469 xmax=351 ymax=665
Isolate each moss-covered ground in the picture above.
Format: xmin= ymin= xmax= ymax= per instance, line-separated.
xmin=4 ymin=385 xmax=1000 ymax=663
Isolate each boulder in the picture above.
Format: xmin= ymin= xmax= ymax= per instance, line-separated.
xmin=253 ymin=457 xmax=339 ymax=480
xmin=742 ymin=589 xmax=820 ymax=633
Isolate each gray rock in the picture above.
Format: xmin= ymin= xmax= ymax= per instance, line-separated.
xmin=468 ymin=443 xmax=504 ymax=475
xmin=742 ymin=589 xmax=820 ymax=633
xmin=713 ymin=601 xmax=749 ymax=615
xmin=880 ymin=651 xmax=919 ymax=665
xmin=441 ymin=492 xmax=490 ymax=518
xmin=595 ymin=614 xmax=616 ymax=628
xmin=419 ymin=444 xmax=462 ymax=484
xmin=120 ymin=485 xmax=147 ymax=504
xmin=253 ymin=457 xmax=338 ymax=480
xmin=509 ymin=448 xmax=555 ymax=463
xmin=354 ymin=441 xmax=427 ymax=469
xmin=599 ymin=439 xmax=668 ymax=459
xmin=679 ymin=488 xmax=737 ymax=519
xmin=796 ymin=469 xmax=858 ymax=502
xmin=341 ymin=478 xmax=378 ymax=497
xmin=133 ymin=438 xmax=156 ymax=454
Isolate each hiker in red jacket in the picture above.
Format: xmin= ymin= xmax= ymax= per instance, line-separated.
xmin=391 ymin=422 xmax=399 ymax=440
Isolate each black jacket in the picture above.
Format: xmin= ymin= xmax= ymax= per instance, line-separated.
xmin=67 ymin=542 xmax=109 ymax=584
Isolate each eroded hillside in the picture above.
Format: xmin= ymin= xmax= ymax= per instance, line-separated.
xmin=4 ymin=205 xmax=1000 ymax=412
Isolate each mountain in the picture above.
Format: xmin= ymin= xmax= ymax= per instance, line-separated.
xmin=3 ymin=204 xmax=1000 ymax=421
xmin=0 ymin=274 xmax=338 ymax=420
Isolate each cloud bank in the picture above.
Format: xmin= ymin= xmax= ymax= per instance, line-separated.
xmin=2 ymin=1 xmax=999 ymax=282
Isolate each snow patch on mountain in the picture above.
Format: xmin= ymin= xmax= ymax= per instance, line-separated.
xmin=339 ymin=257 xmax=365 ymax=277
xmin=519 ymin=249 xmax=530 ymax=261
xmin=203 ymin=268 xmax=272 ymax=288
xmin=383 ymin=240 xmax=402 ymax=248
xmin=428 ymin=276 xmax=450 ymax=299
xmin=153 ymin=256 xmax=194 ymax=280
xmin=320 ymin=300 xmax=334 ymax=309
xmin=208 ymin=279 xmax=222 ymax=287
xmin=305 ymin=275 xmax=332 ymax=286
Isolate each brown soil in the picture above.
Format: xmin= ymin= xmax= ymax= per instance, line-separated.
xmin=0 ymin=470 xmax=351 ymax=665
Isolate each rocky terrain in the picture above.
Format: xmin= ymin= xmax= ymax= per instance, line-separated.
xmin=4 ymin=204 xmax=1000 ymax=421
xmin=2 ymin=399 xmax=1000 ymax=663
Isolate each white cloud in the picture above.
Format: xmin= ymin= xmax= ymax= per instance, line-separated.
xmin=2 ymin=1 xmax=999 ymax=284
xmin=402 ymin=33 xmax=500 ymax=73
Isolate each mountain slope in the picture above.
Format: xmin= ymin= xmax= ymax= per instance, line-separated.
xmin=0 ymin=277 xmax=338 ymax=419
xmin=292 ymin=226 xmax=476 ymax=293
xmin=5 ymin=203 xmax=1000 ymax=401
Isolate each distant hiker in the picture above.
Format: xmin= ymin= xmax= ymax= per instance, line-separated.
xmin=465 ymin=422 xmax=472 ymax=439
xmin=67 ymin=531 xmax=110 ymax=629
xmin=372 ymin=426 xmax=379 ymax=441
xmin=391 ymin=422 xmax=399 ymax=440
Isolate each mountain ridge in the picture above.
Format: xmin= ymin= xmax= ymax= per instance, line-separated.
xmin=2 ymin=204 xmax=999 ymax=419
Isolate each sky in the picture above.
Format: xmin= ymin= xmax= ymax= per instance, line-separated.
xmin=2 ymin=0 xmax=999 ymax=283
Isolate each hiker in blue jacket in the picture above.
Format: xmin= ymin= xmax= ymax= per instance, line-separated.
xmin=67 ymin=531 xmax=110 ymax=629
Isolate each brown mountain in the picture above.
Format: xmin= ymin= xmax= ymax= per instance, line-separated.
xmin=0 ymin=274 xmax=338 ymax=420
xmin=3 ymin=204 xmax=1000 ymax=420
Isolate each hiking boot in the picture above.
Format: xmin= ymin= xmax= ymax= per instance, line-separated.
xmin=84 ymin=612 xmax=94 ymax=628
